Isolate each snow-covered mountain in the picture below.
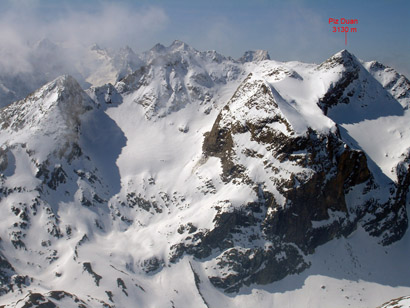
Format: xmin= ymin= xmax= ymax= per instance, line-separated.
xmin=0 ymin=41 xmax=410 ymax=308
xmin=0 ymin=39 xmax=145 ymax=109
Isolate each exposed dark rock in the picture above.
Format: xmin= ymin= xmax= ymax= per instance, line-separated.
xmin=36 ymin=162 xmax=70 ymax=191
xmin=316 ymin=50 xmax=361 ymax=114
xmin=141 ymin=257 xmax=164 ymax=274
xmin=317 ymin=70 xmax=359 ymax=115
xmin=80 ymin=195 xmax=93 ymax=207
xmin=117 ymin=278 xmax=128 ymax=296
xmin=11 ymin=290 xmax=112 ymax=308
xmin=361 ymin=154 xmax=410 ymax=244
xmin=377 ymin=295 xmax=410 ymax=308
xmin=209 ymin=244 xmax=308 ymax=293
xmin=169 ymin=204 xmax=263 ymax=263
xmin=47 ymin=165 xmax=67 ymax=190
xmin=395 ymin=154 xmax=410 ymax=212
xmin=0 ymin=253 xmax=15 ymax=295
xmin=267 ymin=67 xmax=303 ymax=80
xmin=125 ymin=192 xmax=162 ymax=213
xmin=197 ymin=70 xmax=407 ymax=292
xmin=203 ymin=73 xmax=292 ymax=182
xmin=262 ymin=133 xmax=371 ymax=253
xmin=88 ymin=83 xmax=123 ymax=107
xmin=105 ymin=290 xmax=114 ymax=302
xmin=10 ymin=230 xmax=26 ymax=249
xmin=0 ymin=253 xmax=30 ymax=295
xmin=83 ymin=262 xmax=102 ymax=286
xmin=20 ymin=293 xmax=57 ymax=308
xmin=0 ymin=148 xmax=8 ymax=172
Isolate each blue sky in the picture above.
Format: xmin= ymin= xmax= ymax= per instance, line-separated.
xmin=1 ymin=0 xmax=409 ymax=76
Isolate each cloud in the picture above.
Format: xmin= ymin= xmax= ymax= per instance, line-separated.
xmin=48 ymin=4 xmax=168 ymax=49
xmin=0 ymin=2 xmax=168 ymax=75
xmin=0 ymin=26 xmax=33 ymax=74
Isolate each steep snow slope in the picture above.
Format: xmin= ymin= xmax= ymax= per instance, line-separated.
xmin=315 ymin=50 xmax=410 ymax=183
xmin=0 ymin=43 xmax=409 ymax=308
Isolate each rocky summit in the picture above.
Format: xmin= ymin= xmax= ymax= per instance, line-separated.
xmin=0 ymin=42 xmax=410 ymax=308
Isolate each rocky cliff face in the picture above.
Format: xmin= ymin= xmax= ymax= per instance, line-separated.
xmin=187 ymin=72 xmax=407 ymax=291
xmin=317 ymin=50 xmax=361 ymax=114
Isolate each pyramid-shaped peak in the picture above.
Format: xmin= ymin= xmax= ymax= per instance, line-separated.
xmin=150 ymin=43 xmax=167 ymax=53
xmin=28 ymin=75 xmax=91 ymax=111
xmin=168 ymin=40 xmax=196 ymax=52
xmin=120 ymin=45 xmax=135 ymax=53
xmin=49 ymin=75 xmax=84 ymax=92
xmin=334 ymin=49 xmax=356 ymax=59
xmin=35 ymin=38 xmax=58 ymax=50
xmin=170 ymin=40 xmax=186 ymax=47
xmin=90 ymin=43 xmax=104 ymax=51
xmin=318 ymin=49 xmax=361 ymax=70
xmin=0 ymin=74 xmax=92 ymax=136
xmin=336 ymin=49 xmax=352 ymax=56
xmin=239 ymin=50 xmax=271 ymax=63
xmin=331 ymin=49 xmax=360 ymax=65
xmin=117 ymin=46 xmax=139 ymax=60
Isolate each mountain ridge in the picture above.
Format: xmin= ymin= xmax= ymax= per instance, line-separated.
xmin=0 ymin=43 xmax=409 ymax=308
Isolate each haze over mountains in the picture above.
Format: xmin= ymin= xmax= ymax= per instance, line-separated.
xmin=0 ymin=40 xmax=410 ymax=308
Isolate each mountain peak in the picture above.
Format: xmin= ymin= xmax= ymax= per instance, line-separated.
xmin=238 ymin=50 xmax=271 ymax=63
xmin=1 ymin=74 xmax=91 ymax=131
xmin=48 ymin=74 xmax=84 ymax=95
xmin=168 ymin=40 xmax=196 ymax=53
xmin=318 ymin=49 xmax=361 ymax=71
xmin=333 ymin=49 xmax=356 ymax=62
xmin=120 ymin=45 xmax=135 ymax=54
xmin=0 ymin=74 xmax=93 ymax=163
xmin=35 ymin=38 xmax=58 ymax=50
xmin=367 ymin=60 xmax=387 ymax=71
xmin=150 ymin=43 xmax=167 ymax=53
xmin=90 ymin=43 xmax=103 ymax=51
xmin=149 ymin=41 xmax=196 ymax=55
xmin=170 ymin=39 xmax=186 ymax=47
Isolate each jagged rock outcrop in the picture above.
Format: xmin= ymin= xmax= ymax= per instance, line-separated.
xmin=377 ymin=295 xmax=410 ymax=308
xmin=116 ymin=41 xmax=244 ymax=119
xmin=317 ymin=50 xmax=361 ymax=114
xmin=0 ymin=290 xmax=112 ymax=308
xmin=239 ymin=50 xmax=271 ymax=63
xmin=168 ymin=72 xmax=408 ymax=291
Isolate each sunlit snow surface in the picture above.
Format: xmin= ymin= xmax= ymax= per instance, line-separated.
xmin=0 ymin=45 xmax=410 ymax=308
